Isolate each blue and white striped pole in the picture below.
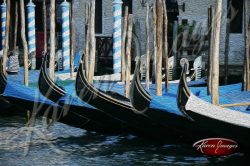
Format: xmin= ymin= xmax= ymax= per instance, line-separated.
xmin=1 ymin=0 xmax=6 ymax=50
xmin=61 ymin=0 xmax=70 ymax=71
xmin=27 ymin=1 xmax=36 ymax=70
xmin=113 ymin=0 xmax=123 ymax=74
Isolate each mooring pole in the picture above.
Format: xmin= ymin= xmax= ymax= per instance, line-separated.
xmin=224 ymin=18 xmax=230 ymax=85
xmin=1 ymin=0 xmax=6 ymax=51
xmin=112 ymin=0 xmax=123 ymax=75
xmin=152 ymin=3 xmax=157 ymax=84
xmin=27 ymin=0 xmax=36 ymax=70
xmin=88 ymin=0 xmax=96 ymax=83
xmin=163 ymin=0 xmax=169 ymax=92
xmin=70 ymin=0 xmax=75 ymax=77
xmin=43 ymin=0 xmax=47 ymax=54
xmin=121 ymin=6 xmax=128 ymax=82
xmin=49 ymin=0 xmax=56 ymax=80
xmin=243 ymin=0 xmax=250 ymax=91
xmin=172 ymin=21 xmax=178 ymax=75
xmin=145 ymin=4 xmax=150 ymax=90
xmin=156 ymin=0 xmax=163 ymax=96
xmin=13 ymin=1 xmax=18 ymax=54
xmin=2 ymin=0 xmax=10 ymax=75
xmin=125 ymin=14 xmax=133 ymax=98
xmin=211 ymin=0 xmax=222 ymax=105
xmin=207 ymin=7 xmax=213 ymax=95
xmin=61 ymin=0 xmax=71 ymax=71
xmin=20 ymin=0 xmax=29 ymax=86
xmin=84 ymin=2 xmax=90 ymax=78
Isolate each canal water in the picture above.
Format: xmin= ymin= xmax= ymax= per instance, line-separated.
xmin=0 ymin=116 xmax=248 ymax=166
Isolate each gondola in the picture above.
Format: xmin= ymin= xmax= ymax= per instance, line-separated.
xmin=177 ymin=64 xmax=250 ymax=147
xmin=38 ymin=53 xmax=125 ymax=133
xmin=129 ymin=59 xmax=213 ymax=140
xmin=0 ymin=57 xmax=14 ymax=113
xmin=75 ymin=56 xmax=191 ymax=140
xmin=0 ymin=56 xmax=59 ymax=117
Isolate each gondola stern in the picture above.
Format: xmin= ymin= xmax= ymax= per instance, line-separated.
xmin=130 ymin=58 xmax=152 ymax=112
xmin=177 ymin=64 xmax=193 ymax=119
xmin=38 ymin=53 xmax=66 ymax=102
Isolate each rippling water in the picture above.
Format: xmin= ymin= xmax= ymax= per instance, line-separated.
xmin=0 ymin=116 xmax=248 ymax=166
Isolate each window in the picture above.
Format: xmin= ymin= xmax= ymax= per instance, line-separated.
xmin=228 ymin=0 xmax=243 ymax=33
xmin=122 ymin=0 xmax=132 ymax=16
xmin=95 ymin=0 xmax=102 ymax=34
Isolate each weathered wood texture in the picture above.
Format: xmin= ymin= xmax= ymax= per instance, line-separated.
xmin=220 ymin=102 xmax=250 ymax=108
xmin=224 ymin=18 xmax=230 ymax=85
xmin=125 ymin=14 xmax=133 ymax=98
xmin=145 ymin=4 xmax=150 ymax=90
xmin=20 ymin=0 xmax=29 ymax=86
xmin=13 ymin=1 xmax=18 ymax=54
xmin=70 ymin=0 xmax=75 ymax=77
xmin=43 ymin=0 xmax=47 ymax=54
xmin=163 ymin=1 xmax=169 ymax=92
xmin=49 ymin=0 xmax=56 ymax=80
xmin=88 ymin=0 xmax=96 ymax=84
xmin=172 ymin=21 xmax=178 ymax=73
xmin=207 ymin=7 xmax=213 ymax=95
xmin=152 ymin=3 xmax=157 ymax=84
xmin=121 ymin=6 xmax=128 ymax=82
xmin=211 ymin=0 xmax=223 ymax=105
xmin=156 ymin=0 xmax=163 ymax=96
xmin=243 ymin=0 xmax=250 ymax=91
xmin=84 ymin=2 xmax=90 ymax=77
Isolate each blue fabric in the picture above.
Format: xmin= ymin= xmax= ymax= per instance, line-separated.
xmin=95 ymin=82 xmax=248 ymax=114
xmin=74 ymin=52 xmax=81 ymax=69
xmin=3 ymin=80 xmax=55 ymax=105
xmin=4 ymin=75 xmax=248 ymax=115
xmin=57 ymin=82 xmax=96 ymax=109
xmin=200 ymin=87 xmax=250 ymax=113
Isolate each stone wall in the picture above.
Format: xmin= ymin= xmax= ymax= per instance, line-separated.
xmin=73 ymin=0 xmax=154 ymax=57
xmin=73 ymin=0 xmax=249 ymax=66
xmin=177 ymin=0 xmax=248 ymax=66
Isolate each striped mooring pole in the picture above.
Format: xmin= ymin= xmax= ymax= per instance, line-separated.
xmin=27 ymin=1 xmax=36 ymax=70
xmin=61 ymin=0 xmax=70 ymax=71
xmin=113 ymin=0 xmax=123 ymax=74
xmin=1 ymin=0 xmax=6 ymax=50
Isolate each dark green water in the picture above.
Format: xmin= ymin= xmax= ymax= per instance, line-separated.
xmin=0 ymin=116 xmax=249 ymax=166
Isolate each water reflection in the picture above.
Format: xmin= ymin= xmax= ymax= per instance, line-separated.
xmin=0 ymin=117 xmax=248 ymax=166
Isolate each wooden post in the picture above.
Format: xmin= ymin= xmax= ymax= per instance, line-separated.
xmin=156 ymin=0 xmax=163 ymax=96
xmin=88 ymin=0 xmax=96 ymax=84
xmin=207 ymin=7 xmax=214 ymax=95
xmin=121 ymin=6 xmax=128 ymax=82
xmin=172 ymin=21 xmax=178 ymax=74
xmin=43 ymin=0 xmax=47 ymax=54
xmin=224 ymin=18 xmax=230 ymax=85
xmin=2 ymin=0 xmax=10 ymax=74
xmin=49 ymin=0 xmax=56 ymax=80
xmin=145 ymin=4 xmax=150 ymax=89
xmin=152 ymin=3 xmax=157 ymax=84
xmin=163 ymin=1 xmax=169 ymax=92
xmin=13 ymin=1 xmax=18 ymax=54
xmin=84 ymin=3 xmax=90 ymax=78
xmin=243 ymin=0 xmax=250 ymax=91
xmin=211 ymin=0 xmax=222 ymax=105
xmin=20 ymin=0 xmax=29 ymax=86
xmin=125 ymin=14 xmax=133 ymax=98
xmin=70 ymin=0 xmax=75 ymax=77
xmin=84 ymin=2 xmax=90 ymax=77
